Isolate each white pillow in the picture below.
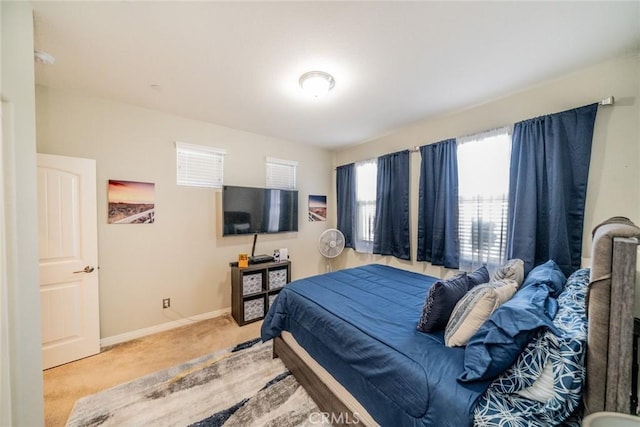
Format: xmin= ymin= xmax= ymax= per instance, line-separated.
xmin=491 ymin=259 xmax=525 ymax=287
xmin=444 ymin=279 xmax=518 ymax=347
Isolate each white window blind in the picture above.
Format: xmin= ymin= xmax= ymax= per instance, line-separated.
xmin=457 ymin=127 xmax=512 ymax=273
xmin=266 ymin=157 xmax=297 ymax=189
xmin=176 ymin=141 xmax=226 ymax=188
xmin=354 ymin=159 xmax=377 ymax=253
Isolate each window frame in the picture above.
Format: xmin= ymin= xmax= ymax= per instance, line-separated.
xmin=457 ymin=127 xmax=512 ymax=272
xmin=266 ymin=157 xmax=297 ymax=190
xmin=175 ymin=141 xmax=226 ymax=189
xmin=354 ymin=159 xmax=377 ymax=252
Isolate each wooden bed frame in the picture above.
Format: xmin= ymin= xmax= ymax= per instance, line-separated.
xmin=274 ymin=336 xmax=360 ymax=426
xmin=273 ymin=222 xmax=640 ymax=426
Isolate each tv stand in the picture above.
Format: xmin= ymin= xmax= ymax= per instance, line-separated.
xmin=231 ymin=260 xmax=291 ymax=325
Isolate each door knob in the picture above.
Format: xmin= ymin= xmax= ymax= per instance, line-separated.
xmin=73 ymin=266 xmax=95 ymax=274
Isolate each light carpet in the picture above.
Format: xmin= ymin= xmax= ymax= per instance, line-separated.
xmin=66 ymin=338 xmax=327 ymax=427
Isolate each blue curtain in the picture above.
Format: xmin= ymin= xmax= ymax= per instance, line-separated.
xmin=373 ymin=150 xmax=410 ymax=260
xmin=336 ymin=163 xmax=355 ymax=248
xmin=417 ymin=139 xmax=460 ymax=268
xmin=507 ymin=103 xmax=598 ymax=276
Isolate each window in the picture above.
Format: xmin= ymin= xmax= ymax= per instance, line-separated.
xmin=354 ymin=159 xmax=377 ymax=253
xmin=266 ymin=157 xmax=297 ymax=189
xmin=176 ymin=142 xmax=225 ymax=188
xmin=457 ymin=127 xmax=511 ymax=272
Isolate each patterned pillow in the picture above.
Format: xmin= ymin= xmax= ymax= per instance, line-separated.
xmin=553 ymin=268 xmax=588 ymax=337
xmin=491 ymin=259 xmax=525 ymax=286
xmin=473 ymin=268 xmax=590 ymax=426
xmin=489 ymin=329 xmax=553 ymax=394
xmin=475 ymin=331 xmax=586 ymax=426
xmin=516 ymin=343 xmax=555 ymax=402
xmin=517 ymin=335 xmax=583 ymax=403
xmin=417 ymin=273 xmax=472 ymax=333
xmin=444 ymin=279 xmax=518 ymax=347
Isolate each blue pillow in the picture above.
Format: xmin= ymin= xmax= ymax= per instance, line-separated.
xmin=417 ymin=273 xmax=471 ymax=333
xmin=467 ymin=266 xmax=490 ymax=287
xmin=458 ymin=283 xmax=559 ymax=382
xmin=521 ymin=260 xmax=567 ymax=297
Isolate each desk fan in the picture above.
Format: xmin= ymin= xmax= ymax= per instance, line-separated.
xmin=318 ymin=228 xmax=345 ymax=272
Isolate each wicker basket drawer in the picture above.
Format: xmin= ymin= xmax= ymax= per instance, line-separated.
xmin=243 ymin=297 xmax=264 ymax=322
xmin=268 ymin=269 xmax=287 ymax=290
xmin=242 ymin=273 xmax=262 ymax=295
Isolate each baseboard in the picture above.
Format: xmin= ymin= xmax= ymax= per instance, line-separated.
xmin=100 ymin=307 xmax=231 ymax=348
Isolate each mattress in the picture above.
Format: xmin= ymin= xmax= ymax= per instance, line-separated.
xmin=261 ymin=264 xmax=492 ymax=427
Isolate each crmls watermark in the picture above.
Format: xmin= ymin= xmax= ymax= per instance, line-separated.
xmin=309 ymin=411 xmax=362 ymax=425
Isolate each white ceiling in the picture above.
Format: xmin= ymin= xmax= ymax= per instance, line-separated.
xmin=32 ymin=1 xmax=640 ymax=149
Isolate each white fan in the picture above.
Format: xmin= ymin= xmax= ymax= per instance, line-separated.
xmin=318 ymin=229 xmax=345 ymax=272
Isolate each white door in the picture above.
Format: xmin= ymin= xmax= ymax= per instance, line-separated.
xmin=38 ymin=153 xmax=100 ymax=369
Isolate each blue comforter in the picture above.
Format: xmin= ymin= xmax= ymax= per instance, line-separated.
xmin=261 ymin=264 xmax=492 ymax=426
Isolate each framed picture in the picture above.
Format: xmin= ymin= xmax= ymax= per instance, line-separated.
xmin=308 ymin=195 xmax=327 ymax=221
xmin=108 ymin=180 xmax=155 ymax=224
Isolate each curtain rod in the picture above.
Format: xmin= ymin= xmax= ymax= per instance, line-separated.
xmin=406 ymin=96 xmax=615 ymax=152
xmin=338 ymin=95 xmax=616 ymax=169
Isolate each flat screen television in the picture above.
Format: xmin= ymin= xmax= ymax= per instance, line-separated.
xmin=222 ymin=185 xmax=299 ymax=236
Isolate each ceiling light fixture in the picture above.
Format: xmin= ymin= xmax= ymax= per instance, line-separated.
xmin=299 ymin=71 xmax=335 ymax=98
xmin=34 ymin=50 xmax=56 ymax=65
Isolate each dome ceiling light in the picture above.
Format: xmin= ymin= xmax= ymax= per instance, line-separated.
xmin=299 ymin=71 xmax=335 ymax=98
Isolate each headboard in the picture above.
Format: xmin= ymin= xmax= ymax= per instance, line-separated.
xmin=585 ymin=217 xmax=640 ymax=415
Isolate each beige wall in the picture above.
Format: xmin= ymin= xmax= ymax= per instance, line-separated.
xmin=36 ymin=86 xmax=333 ymax=339
xmin=332 ymin=54 xmax=640 ymax=278
xmin=31 ymin=49 xmax=640 ymax=351
xmin=1 ymin=2 xmax=45 ymax=425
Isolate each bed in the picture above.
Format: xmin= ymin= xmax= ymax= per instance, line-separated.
xmin=260 ymin=218 xmax=640 ymax=426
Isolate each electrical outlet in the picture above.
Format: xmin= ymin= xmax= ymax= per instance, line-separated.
xmin=162 ymin=298 xmax=170 ymax=309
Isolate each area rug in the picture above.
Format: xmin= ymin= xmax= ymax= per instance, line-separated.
xmin=66 ymin=338 xmax=326 ymax=427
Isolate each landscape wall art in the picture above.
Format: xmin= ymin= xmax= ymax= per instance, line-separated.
xmin=108 ymin=180 xmax=155 ymax=224
xmin=308 ymin=195 xmax=327 ymax=221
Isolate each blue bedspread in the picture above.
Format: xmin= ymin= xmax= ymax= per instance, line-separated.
xmin=261 ymin=264 xmax=492 ymax=427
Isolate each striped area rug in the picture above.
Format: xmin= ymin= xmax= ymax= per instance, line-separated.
xmin=66 ymin=339 xmax=326 ymax=427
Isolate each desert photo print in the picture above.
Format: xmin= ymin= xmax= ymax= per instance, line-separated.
xmin=108 ymin=180 xmax=155 ymax=224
